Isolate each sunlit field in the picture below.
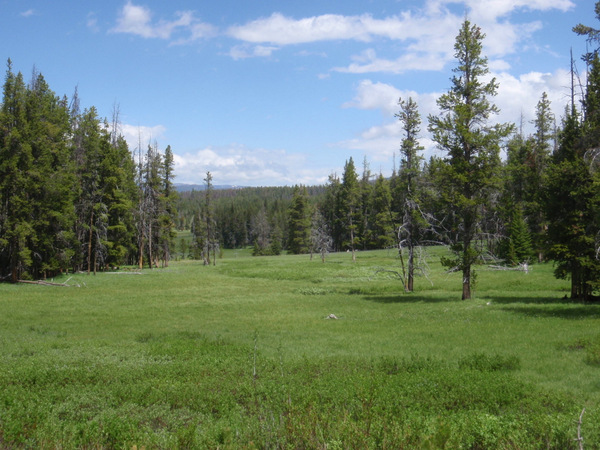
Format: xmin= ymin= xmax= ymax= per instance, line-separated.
xmin=1 ymin=248 xmax=599 ymax=448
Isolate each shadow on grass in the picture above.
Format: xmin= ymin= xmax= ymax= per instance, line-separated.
xmin=483 ymin=295 xmax=570 ymax=305
xmin=362 ymin=294 xmax=456 ymax=304
xmin=499 ymin=304 xmax=600 ymax=320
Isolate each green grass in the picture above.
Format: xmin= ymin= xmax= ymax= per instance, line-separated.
xmin=0 ymin=248 xmax=599 ymax=448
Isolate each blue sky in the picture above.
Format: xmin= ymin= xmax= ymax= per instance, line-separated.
xmin=0 ymin=0 xmax=594 ymax=186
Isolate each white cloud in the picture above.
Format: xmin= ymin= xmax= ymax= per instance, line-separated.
xmin=225 ymin=1 xmax=571 ymax=67
xmin=228 ymin=13 xmax=375 ymax=45
xmin=228 ymin=44 xmax=279 ymax=60
xmin=492 ymin=69 xmax=572 ymax=132
xmin=87 ymin=12 xmax=100 ymax=33
xmin=460 ymin=0 xmax=574 ymax=22
xmin=20 ymin=9 xmax=35 ymax=18
xmin=343 ymin=80 xmax=403 ymax=114
xmin=173 ymin=145 xmax=327 ymax=186
xmin=110 ymin=2 xmax=215 ymax=41
xmin=120 ymin=123 xmax=167 ymax=152
xmin=334 ymin=48 xmax=449 ymax=74
xmin=338 ymin=68 xmax=571 ymax=162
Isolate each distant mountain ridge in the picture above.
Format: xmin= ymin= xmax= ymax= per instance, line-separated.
xmin=174 ymin=183 xmax=245 ymax=193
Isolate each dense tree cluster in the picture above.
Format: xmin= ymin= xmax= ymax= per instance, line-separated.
xmin=0 ymin=61 xmax=177 ymax=281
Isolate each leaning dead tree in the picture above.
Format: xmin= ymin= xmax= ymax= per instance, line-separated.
xmin=310 ymin=210 xmax=333 ymax=262
xmin=394 ymin=97 xmax=426 ymax=291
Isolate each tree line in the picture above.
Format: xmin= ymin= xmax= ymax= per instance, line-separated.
xmin=2 ymin=5 xmax=599 ymax=301
xmin=0 ymin=61 xmax=177 ymax=281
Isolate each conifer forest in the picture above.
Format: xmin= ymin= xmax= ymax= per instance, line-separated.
xmin=1 ymin=8 xmax=600 ymax=301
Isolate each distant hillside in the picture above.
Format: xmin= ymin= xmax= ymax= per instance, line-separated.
xmin=174 ymin=183 xmax=244 ymax=193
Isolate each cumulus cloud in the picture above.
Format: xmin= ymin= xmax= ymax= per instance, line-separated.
xmin=334 ymin=48 xmax=449 ymax=74
xmin=227 ymin=11 xmax=466 ymax=55
xmin=173 ymin=145 xmax=328 ymax=186
xmin=110 ymin=2 xmax=215 ymax=41
xmin=120 ymin=123 xmax=167 ymax=151
xmin=338 ymin=69 xmax=571 ymax=162
xmin=459 ymin=0 xmax=574 ymax=22
xmin=224 ymin=0 xmax=573 ymax=68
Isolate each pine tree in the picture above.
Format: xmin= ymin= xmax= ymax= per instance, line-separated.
xmin=0 ymin=62 xmax=33 ymax=281
xmin=340 ymin=157 xmax=360 ymax=262
xmin=0 ymin=62 xmax=77 ymax=280
xmin=322 ymin=174 xmax=344 ymax=251
xmin=428 ymin=21 xmax=513 ymax=299
xmin=25 ymin=71 xmax=76 ymax=278
xmin=502 ymin=204 xmax=533 ymax=266
xmin=358 ymin=157 xmax=372 ymax=249
xmin=72 ymin=107 xmax=109 ymax=274
xmin=542 ymin=15 xmax=600 ymax=300
xmin=370 ymin=174 xmax=395 ymax=249
xmin=396 ymin=97 xmax=426 ymax=291
xmin=287 ymin=185 xmax=311 ymax=254
xmin=203 ymin=171 xmax=217 ymax=265
xmin=250 ymin=207 xmax=271 ymax=256
xmin=544 ymin=110 xmax=600 ymax=300
xmin=530 ymin=92 xmax=555 ymax=262
xmin=104 ymin=134 xmax=137 ymax=268
xmin=157 ymin=145 xmax=177 ymax=267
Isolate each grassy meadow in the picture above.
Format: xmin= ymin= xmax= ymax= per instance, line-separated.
xmin=1 ymin=247 xmax=599 ymax=448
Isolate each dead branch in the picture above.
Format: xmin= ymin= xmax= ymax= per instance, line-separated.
xmin=18 ymin=276 xmax=80 ymax=287
xmin=574 ymin=408 xmax=585 ymax=450
xmin=487 ymin=262 xmax=529 ymax=273
xmin=371 ymin=269 xmax=406 ymax=290
xmin=104 ymin=271 xmax=143 ymax=275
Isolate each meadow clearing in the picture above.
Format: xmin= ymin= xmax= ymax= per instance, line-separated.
xmin=0 ymin=247 xmax=599 ymax=448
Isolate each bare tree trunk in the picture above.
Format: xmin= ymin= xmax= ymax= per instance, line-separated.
xmin=407 ymin=245 xmax=414 ymax=292
xmin=350 ymin=215 xmax=356 ymax=263
xmin=138 ymin=238 xmax=144 ymax=269
xmin=148 ymin=221 xmax=153 ymax=270
xmin=87 ymin=212 xmax=93 ymax=275
xmin=462 ymin=265 xmax=471 ymax=300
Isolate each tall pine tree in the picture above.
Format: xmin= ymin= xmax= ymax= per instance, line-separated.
xmin=428 ymin=21 xmax=512 ymax=299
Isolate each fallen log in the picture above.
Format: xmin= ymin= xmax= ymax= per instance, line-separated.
xmin=18 ymin=276 xmax=79 ymax=287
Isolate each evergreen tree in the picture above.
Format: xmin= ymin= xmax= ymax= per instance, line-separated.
xmin=0 ymin=62 xmax=33 ymax=281
xmin=358 ymin=157 xmax=372 ymax=249
xmin=287 ymin=185 xmax=311 ymax=254
xmin=396 ymin=97 xmax=426 ymax=291
xmin=544 ymin=110 xmax=600 ymax=300
xmin=573 ymin=1 xmax=600 ymax=64
xmin=72 ymin=107 xmax=109 ymax=274
xmin=101 ymin=133 xmax=137 ymax=268
xmin=530 ymin=92 xmax=555 ymax=262
xmin=501 ymin=204 xmax=533 ymax=266
xmin=428 ymin=21 xmax=513 ymax=299
xmin=0 ymin=62 xmax=77 ymax=280
xmin=250 ymin=206 xmax=271 ymax=256
xmin=369 ymin=174 xmax=395 ymax=249
xmin=25 ymin=71 xmax=76 ymax=278
xmin=542 ymin=14 xmax=600 ymax=300
xmin=157 ymin=145 xmax=177 ymax=267
xmin=340 ymin=157 xmax=360 ymax=262
xmin=203 ymin=171 xmax=218 ymax=265
xmin=190 ymin=210 xmax=206 ymax=261
xmin=322 ymin=174 xmax=344 ymax=251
